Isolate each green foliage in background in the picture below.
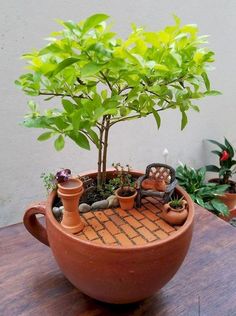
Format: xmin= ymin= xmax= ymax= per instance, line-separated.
xmin=16 ymin=13 xmax=220 ymax=185
xmin=176 ymin=165 xmax=229 ymax=216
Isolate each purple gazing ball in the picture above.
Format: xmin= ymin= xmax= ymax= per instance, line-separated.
xmin=55 ymin=169 xmax=71 ymax=183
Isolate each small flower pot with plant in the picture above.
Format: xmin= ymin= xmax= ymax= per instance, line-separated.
xmin=18 ymin=13 xmax=220 ymax=304
xmin=206 ymin=138 xmax=236 ymax=220
xmin=162 ymin=196 xmax=188 ymax=225
xmin=113 ymin=163 xmax=137 ymax=210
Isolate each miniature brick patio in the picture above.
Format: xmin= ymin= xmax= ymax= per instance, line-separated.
xmin=75 ymin=197 xmax=182 ymax=247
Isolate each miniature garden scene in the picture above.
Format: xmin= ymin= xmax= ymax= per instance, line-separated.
xmin=1 ymin=3 xmax=236 ymax=315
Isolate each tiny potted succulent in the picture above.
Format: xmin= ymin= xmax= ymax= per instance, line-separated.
xmin=206 ymin=138 xmax=236 ymax=219
xmin=114 ymin=163 xmax=137 ymax=210
xmin=162 ymin=195 xmax=188 ymax=225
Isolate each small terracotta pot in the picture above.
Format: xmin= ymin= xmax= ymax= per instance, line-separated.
xmin=23 ymin=170 xmax=194 ymax=304
xmin=58 ymin=178 xmax=84 ymax=234
xmin=162 ymin=200 xmax=188 ymax=225
xmin=115 ymin=187 xmax=137 ymax=210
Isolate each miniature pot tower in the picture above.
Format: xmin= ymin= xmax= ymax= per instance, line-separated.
xmin=57 ymin=178 xmax=84 ymax=234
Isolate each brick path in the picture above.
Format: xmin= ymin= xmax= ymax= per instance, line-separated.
xmin=76 ymin=197 xmax=182 ymax=247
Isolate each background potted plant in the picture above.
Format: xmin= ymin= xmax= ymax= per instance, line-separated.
xmin=113 ymin=163 xmax=137 ymax=210
xmin=206 ymin=138 xmax=236 ymax=219
xmin=176 ymin=164 xmax=229 ymax=216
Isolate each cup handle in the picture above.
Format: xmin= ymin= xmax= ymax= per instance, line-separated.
xmin=23 ymin=202 xmax=49 ymax=246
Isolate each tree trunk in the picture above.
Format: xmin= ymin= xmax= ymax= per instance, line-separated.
xmin=101 ymin=116 xmax=110 ymax=186
xmin=97 ymin=116 xmax=110 ymax=188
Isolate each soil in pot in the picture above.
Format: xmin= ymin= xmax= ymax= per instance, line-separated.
xmin=79 ymin=174 xmax=138 ymax=205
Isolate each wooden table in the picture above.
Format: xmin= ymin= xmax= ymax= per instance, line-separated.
xmin=1 ymin=206 xmax=236 ymax=316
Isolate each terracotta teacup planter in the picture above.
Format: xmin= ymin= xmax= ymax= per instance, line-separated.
xmin=23 ymin=170 xmax=194 ymax=304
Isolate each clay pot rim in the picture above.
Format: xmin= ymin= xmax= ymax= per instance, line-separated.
xmin=46 ymin=169 xmax=194 ymax=251
xmin=115 ymin=187 xmax=137 ymax=199
xmin=57 ymin=177 xmax=83 ymax=189
xmin=165 ymin=199 xmax=187 ymax=212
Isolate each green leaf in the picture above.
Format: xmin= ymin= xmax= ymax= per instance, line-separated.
xmin=205 ymin=165 xmax=220 ymax=172
xmin=191 ymin=105 xmax=200 ymax=112
xmin=69 ymin=131 xmax=90 ymax=150
xmin=208 ymin=139 xmax=226 ymax=151
xmin=54 ymin=135 xmax=65 ymax=151
xmin=181 ymin=111 xmax=188 ymax=130
xmin=87 ymin=129 xmax=99 ymax=147
xmin=211 ymin=199 xmax=229 ymax=216
xmin=81 ymin=62 xmax=105 ymax=77
xmin=72 ymin=112 xmax=80 ymax=129
xmin=195 ymin=197 xmax=205 ymax=207
xmin=224 ymin=137 xmax=234 ymax=157
xmin=152 ymin=109 xmax=161 ymax=129
xmin=211 ymin=150 xmax=222 ymax=156
xmin=201 ymin=72 xmax=210 ymax=91
xmin=37 ymin=132 xmax=53 ymax=141
xmin=204 ymin=90 xmax=222 ymax=96
xmin=62 ymin=99 xmax=75 ymax=113
xmin=22 ymin=117 xmax=51 ymax=128
xmin=48 ymin=57 xmax=79 ymax=77
xmin=82 ymin=14 xmax=109 ymax=34
xmin=28 ymin=100 xmax=37 ymax=111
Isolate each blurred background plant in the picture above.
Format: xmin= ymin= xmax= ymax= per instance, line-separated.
xmin=206 ymin=138 xmax=236 ymax=187
xmin=176 ymin=164 xmax=229 ymax=216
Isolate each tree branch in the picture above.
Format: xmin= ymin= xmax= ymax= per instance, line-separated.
xmin=145 ymin=89 xmax=171 ymax=104
xmin=39 ymin=91 xmax=86 ymax=99
xmin=109 ymin=114 xmax=141 ymax=127
xmin=99 ymin=71 xmax=113 ymax=92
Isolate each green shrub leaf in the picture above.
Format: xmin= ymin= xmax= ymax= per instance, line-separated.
xmin=54 ymin=135 xmax=65 ymax=151
xmin=82 ymin=14 xmax=109 ymax=34
xmin=81 ymin=62 xmax=105 ymax=77
xmin=152 ymin=109 xmax=161 ymax=129
xmin=181 ymin=111 xmax=188 ymax=130
xmin=37 ymin=132 xmax=53 ymax=141
xmin=49 ymin=57 xmax=79 ymax=77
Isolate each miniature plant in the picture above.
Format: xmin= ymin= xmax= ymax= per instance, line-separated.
xmin=41 ymin=172 xmax=57 ymax=192
xmin=113 ymin=163 xmax=135 ymax=196
xmin=41 ymin=168 xmax=71 ymax=192
xmin=16 ymin=13 xmax=219 ymax=188
xmin=206 ymin=138 xmax=236 ymax=186
xmin=176 ymin=164 xmax=229 ymax=216
xmin=169 ymin=196 xmax=184 ymax=209
xmin=99 ymin=177 xmax=121 ymax=199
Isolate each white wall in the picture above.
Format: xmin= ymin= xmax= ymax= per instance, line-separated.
xmin=1 ymin=0 xmax=236 ymax=226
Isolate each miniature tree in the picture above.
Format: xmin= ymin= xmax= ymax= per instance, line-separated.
xmin=16 ymin=13 xmax=219 ymax=187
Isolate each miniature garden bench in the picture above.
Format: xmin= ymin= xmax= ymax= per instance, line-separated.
xmin=136 ymin=163 xmax=177 ymax=208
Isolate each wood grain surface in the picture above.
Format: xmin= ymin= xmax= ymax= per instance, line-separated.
xmin=0 ymin=205 xmax=236 ymax=316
